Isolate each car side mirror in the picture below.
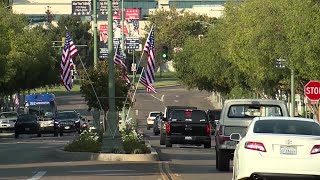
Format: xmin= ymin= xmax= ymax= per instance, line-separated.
xmin=230 ymin=133 xmax=242 ymax=142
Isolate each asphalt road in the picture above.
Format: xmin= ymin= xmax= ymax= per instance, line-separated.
xmin=133 ymin=86 xmax=233 ymax=180
xmin=0 ymin=86 xmax=232 ymax=180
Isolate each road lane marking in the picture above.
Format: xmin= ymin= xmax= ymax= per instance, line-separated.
xmin=27 ymin=171 xmax=46 ymax=180
xmin=70 ymin=170 xmax=134 ymax=173
xmin=158 ymin=162 xmax=168 ymax=180
xmin=164 ymin=162 xmax=176 ymax=180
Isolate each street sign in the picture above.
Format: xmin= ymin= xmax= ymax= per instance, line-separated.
xmin=72 ymin=1 xmax=91 ymax=16
xmin=125 ymin=38 xmax=140 ymax=50
xmin=99 ymin=0 xmax=119 ymax=16
xmin=304 ymin=80 xmax=320 ymax=104
xmin=131 ymin=63 xmax=137 ymax=72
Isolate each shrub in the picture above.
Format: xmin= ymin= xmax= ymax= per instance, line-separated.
xmin=64 ymin=129 xmax=102 ymax=153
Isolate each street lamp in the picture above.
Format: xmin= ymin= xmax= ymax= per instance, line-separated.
xmin=275 ymin=58 xmax=295 ymax=117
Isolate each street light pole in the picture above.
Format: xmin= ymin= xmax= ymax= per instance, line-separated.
xmin=101 ymin=0 xmax=124 ymax=153
xmin=291 ymin=69 xmax=295 ymax=117
xmin=93 ymin=0 xmax=98 ymax=68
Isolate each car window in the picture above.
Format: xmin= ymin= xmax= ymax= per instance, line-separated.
xmin=150 ymin=113 xmax=160 ymax=117
xmin=228 ymin=105 xmax=283 ymax=118
xmin=253 ymin=120 xmax=320 ymax=136
xmin=169 ymin=110 xmax=207 ymax=122
xmin=0 ymin=112 xmax=17 ymax=118
xmin=56 ymin=112 xmax=78 ymax=119
xmin=18 ymin=115 xmax=37 ymax=122
xmin=207 ymin=110 xmax=221 ymax=121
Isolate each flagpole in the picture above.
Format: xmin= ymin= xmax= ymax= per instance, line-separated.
xmin=125 ymin=67 xmax=145 ymax=120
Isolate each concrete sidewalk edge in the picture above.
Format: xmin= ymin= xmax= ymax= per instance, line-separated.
xmin=54 ymin=142 xmax=159 ymax=162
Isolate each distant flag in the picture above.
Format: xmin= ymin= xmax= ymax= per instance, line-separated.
xmin=114 ymin=43 xmax=130 ymax=84
xmin=13 ymin=94 xmax=19 ymax=110
xmin=132 ymin=19 xmax=139 ymax=33
xmin=61 ymin=31 xmax=78 ymax=91
xmin=143 ymin=26 xmax=155 ymax=85
xmin=139 ymin=68 xmax=157 ymax=93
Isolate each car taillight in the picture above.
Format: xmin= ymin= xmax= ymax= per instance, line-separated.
xmin=206 ymin=123 xmax=211 ymax=136
xmin=245 ymin=141 xmax=266 ymax=152
xmin=310 ymin=145 xmax=320 ymax=154
xmin=218 ymin=125 xmax=230 ymax=144
xmin=147 ymin=118 xmax=152 ymax=121
xmin=166 ymin=122 xmax=171 ymax=134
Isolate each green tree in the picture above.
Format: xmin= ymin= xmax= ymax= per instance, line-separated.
xmin=80 ymin=61 xmax=131 ymax=113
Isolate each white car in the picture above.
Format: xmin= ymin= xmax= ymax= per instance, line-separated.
xmin=231 ymin=117 xmax=320 ymax=180
xmin=146 ymin=111 xmax=161 ymax=130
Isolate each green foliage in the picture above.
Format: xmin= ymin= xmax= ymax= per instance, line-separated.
xmin=80 ymin=61 xmax=131 ymax=112
xmin=64 ymin=129 xmax=102 ymax=153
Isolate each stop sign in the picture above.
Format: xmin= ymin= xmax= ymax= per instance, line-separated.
xmin=304 ymin=80 xmax=320 ymax=103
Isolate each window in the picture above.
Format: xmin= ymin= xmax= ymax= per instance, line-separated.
xmin=169 ymin=110 xmax=207 ymax=122
xmin=253 ymin=120 xmax=320 ymax=136
xmin=228 ymin=105 xmax=283 ymax=118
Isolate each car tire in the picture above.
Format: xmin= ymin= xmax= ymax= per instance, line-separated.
xmin=54 ymin=132 xmax=58 ymax=137
xmin=160 ymin=134 xmax=165 ymax=145
xmin=14 ymin=133 xmax=19 ymax=139
xmin=165 ymin=137 xmax=172 ymax=148
xmin=147 ymin=126 xmax=150 ymax=130
xmin=37 ymin=133 xmax=41 ymax=137
xmin=216 ymin=150 xmax=230 ymax=171
xmin=60 ymin=132 xmax=64 ymax=136
xmin=154 ymin=131 xmax=159 ymax=135
xmin=204 ymin=141 xmax=211 ymax=148
xmin=78 ymin=130 xmax=81 ymax=134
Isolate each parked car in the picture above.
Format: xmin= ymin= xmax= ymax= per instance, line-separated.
xmin=153 ymin=113 xmax=163 ymax=135
xmin=54 ymin=110 xmax=81 ymax=136
xmin=14 ymin=114 xmax=41 ymax=138
xmin=206 ymin=109 xmax=222 ymax=134
xmin=231 ymin=116 xmax=320 ymax=180
xmin=146 ymin=111 xmax=161 ymax=130
xmin=0 ymin=111 xmax=18 ymax=133
xmin=215 ymin=99 xmax=289 ymax=171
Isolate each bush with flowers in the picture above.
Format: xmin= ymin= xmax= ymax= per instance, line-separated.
xmin=64 ymin=118 xmax=150 ymax=154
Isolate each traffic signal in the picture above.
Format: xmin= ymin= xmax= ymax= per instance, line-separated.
xmin=162 ymin=45 xmax=169 ymax=60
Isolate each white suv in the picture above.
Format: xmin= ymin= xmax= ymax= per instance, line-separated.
xmin=147 ymin=111 xmax=161 ymax=130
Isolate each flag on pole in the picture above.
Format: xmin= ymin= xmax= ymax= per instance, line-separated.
xmin=143 ymin=26 xmax=155 ymax=85
xmin=13 ymin=93 xmax=19 ymax=110
xmin=139 ymin=68 xmax=157 ymax=93
xmin=61 ymin=31 xmax=78 ymax=91
xmin=114 ymin=43 xmax=130 ymax=84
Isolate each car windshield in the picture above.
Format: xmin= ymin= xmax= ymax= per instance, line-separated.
xmin=150 ymin=112 xmax=160 ymax=117
xmin=169 ymin=110 xmax=207 ymax=122
xmin=228 ymin=105 xmax=283 ymax=118
xmin=18 ymin=115 xmax=37 ymax=122
xmin=253 ymin=120 xmax=320 ymax=136
xmin=56 ymin=112 xmax=78 ymax=119
xmin=0 ymin=112 xmax=17 ymax=118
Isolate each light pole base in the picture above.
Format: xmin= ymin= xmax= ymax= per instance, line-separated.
xmin=101 ymin=134 xmax=124 ymax=153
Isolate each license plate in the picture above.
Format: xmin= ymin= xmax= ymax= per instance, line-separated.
xmin=185 ymin=136 xmax=192 ymax=140
xmin=64 ymin=126 xmax=70 ymax=129
xmin=25 ymin=128 xmax=30 ymax=131
xmin=280 ymin=146 xmax=297 ymax=155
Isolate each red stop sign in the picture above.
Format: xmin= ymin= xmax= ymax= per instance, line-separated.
xmin=304 ymin=81 xmax=320 ymax=103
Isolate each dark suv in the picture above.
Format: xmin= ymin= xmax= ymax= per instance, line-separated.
xmin=15 ymin=114 xmax=41 ymax=138
xmin=54 ymin=111 xmax=81 ymax=136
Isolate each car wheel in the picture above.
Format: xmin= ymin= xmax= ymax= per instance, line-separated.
xmin=215 ymin=149 xmax=219 ymax=170
xmin=160 ymin=134 xmax=165 ymax=145
xmin=165 ymin=137 xmax=172 ymax=148
xmin=0 ymin=129 xmax=2 ymax=133
xmin=147 ymin=125 xmax=150 ymax=130
xmin=14 ymin=133 xmax=19 ymax=139
xmin=216 ymin=150 xmax=230 ymax=171
xmin=60 ymin=132 xmax=64 ymax=136
xmin=204 ymin=141 xmax=211 ymax=148
xmin=37 ymin=133 xmax=41 ymax=137
xmin=78 ymin=130 xmax=81 ymax=134
xmin=54 ymin=132 xmax=58 ymax=137
xmin=155 ymin=131 xmax=160 ymax=135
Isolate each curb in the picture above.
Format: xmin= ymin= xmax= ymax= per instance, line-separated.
xmin=54 ymin=142 xmax=159 ymax=162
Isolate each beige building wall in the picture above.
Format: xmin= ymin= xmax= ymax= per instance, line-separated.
xmin=12 ymin=0 xmax=74 ymax=15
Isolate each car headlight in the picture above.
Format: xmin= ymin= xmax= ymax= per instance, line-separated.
xmin=75 ymin=120 xmax=80 ymax=123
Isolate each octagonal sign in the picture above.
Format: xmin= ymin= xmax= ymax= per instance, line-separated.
xmin=304 ymin=80 xmax=320 ymax=104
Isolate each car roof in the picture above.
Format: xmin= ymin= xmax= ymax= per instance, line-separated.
xmin=224 ymin=99 xmax=285 ymax=103
xmin=253 ymin=116 xmax=317 ymax=123
xmin=149 ymin=111 xmax=161 ymax=113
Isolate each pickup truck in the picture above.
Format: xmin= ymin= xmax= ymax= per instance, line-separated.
xmin=214 ymin=99 xmax=289 ymax=171
xmin=163 ymin=109 xmax=211 ymax=148
xmin=160 ymin=106 xmax=197 ymax=145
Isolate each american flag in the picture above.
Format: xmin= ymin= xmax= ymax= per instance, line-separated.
xmin=143 ymin=27 xmax=156 ymax=85
xmin=61 ymin=31 xmax=78 ymax=91
xmin=139 ymin=68 xmax=157 ymax=93
xmin=13 ymin=93 xmax=19 ymax=110
xmin=114 ymin=44 xmax=130 ymax=84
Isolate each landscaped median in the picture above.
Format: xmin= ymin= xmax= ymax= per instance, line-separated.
xmin=54 ymin=118 xmax=159 ymax=162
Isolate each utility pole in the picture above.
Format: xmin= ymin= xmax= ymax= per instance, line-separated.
xmin=291 ymin=69 xmax=295 ymax=117
xmin=93 ymin=0 xmax=98 ymax=68
xmin=101 ymin=0 xmax=124 ymax=152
